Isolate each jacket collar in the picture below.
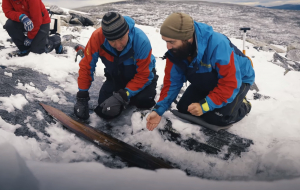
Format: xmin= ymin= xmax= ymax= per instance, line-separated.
xmin=192 ymin=21 xmax=213 ymax=64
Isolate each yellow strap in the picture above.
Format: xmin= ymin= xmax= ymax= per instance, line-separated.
xmin=247 ymin=56 xmax=254 ymax=68
xmin=201 ymin=100 xmax=210 ymax=112
xmin=243 ymin=50 xmax=254 ymax=68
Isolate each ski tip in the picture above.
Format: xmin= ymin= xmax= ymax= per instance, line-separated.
xmin=39 ymin=102 xmax=49 ymax=110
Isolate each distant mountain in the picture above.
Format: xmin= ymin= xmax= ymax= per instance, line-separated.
xmin=264 ymin=4 xmax=300 ymax=10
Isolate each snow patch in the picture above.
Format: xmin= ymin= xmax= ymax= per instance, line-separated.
xmin=0 ymin=94 xmax=28 ymax=112
xmin=4 ymin=71 xmax=12 ymax=77
xmin=0 ymin=117 xmax=21 ymax=132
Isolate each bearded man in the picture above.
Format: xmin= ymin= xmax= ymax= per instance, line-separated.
xmin=146 ymin=13 xmax=255 ymax=131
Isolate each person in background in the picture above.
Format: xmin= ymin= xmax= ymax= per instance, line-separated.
xmin=74 ymin=12 xmax=158 ymax=120
xmin=146 ymin=12 xmax=255 ymax=131
xmin=2 ymin=0 xmax=63 ymax=56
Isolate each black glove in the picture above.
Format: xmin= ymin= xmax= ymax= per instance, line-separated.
xmin=74 ymin=91 xmax=90 ymax=120
xmin=100 ymin=89 xmax=129 ymax=117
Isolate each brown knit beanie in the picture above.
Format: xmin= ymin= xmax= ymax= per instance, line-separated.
xmin=160 ymin=13 xmax=194 ymax=40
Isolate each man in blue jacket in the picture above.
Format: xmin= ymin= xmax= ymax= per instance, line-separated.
xmin=146 ymin=13 xmax=255 ymax=131
xmin=74 ymin=12 xmax=157 ymax=120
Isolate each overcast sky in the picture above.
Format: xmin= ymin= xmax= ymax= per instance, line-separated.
xmin=43 ymin=0 xmax=300 ymax=9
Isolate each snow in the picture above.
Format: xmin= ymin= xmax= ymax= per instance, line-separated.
xmin=0 ymin=94 xmax=28 ymax=113
xmin=1 ymin=143 xmax=300 ymax=190
xmin=0 ymin=13 xmax=7 ymax=26
xmin=0 ymin=117 xmax=21 ymax=132
xmin=4 ymin=71 xmax=12 ymax=77
xmin=1 ymin=2 xmax=300 ymax=190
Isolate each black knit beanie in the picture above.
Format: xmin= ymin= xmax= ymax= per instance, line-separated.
xmin=101 ymin=12 xmax=129 ymax=41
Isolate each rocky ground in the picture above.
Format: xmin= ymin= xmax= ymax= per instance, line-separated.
xmin=75 ymin=1 xmax=300 ymax=64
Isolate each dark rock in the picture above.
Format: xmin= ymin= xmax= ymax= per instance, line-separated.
xmin=60 ymin=15 xmax=72 ymax=23
xmin=50 ymin=5 xmax=65 ymax=15
xmin=69 ymin=17 xmax=83 ymax=25
xmin=253 ymin=92 xmax=270 ymax=100
xmin=273 ymin=52 xmax=300 ymax=71
xmin=69 ymin=11 xmax=96 ymax=26
xmin=84 ymin=16 xmax=96 ymax=26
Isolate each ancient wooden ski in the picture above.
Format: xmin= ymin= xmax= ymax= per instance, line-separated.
xmin=40 ymin=102 xmax=173 ymax=170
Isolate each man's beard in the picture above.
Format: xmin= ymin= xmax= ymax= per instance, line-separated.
xmin=170 ymin=41 xmax=193 ymax=60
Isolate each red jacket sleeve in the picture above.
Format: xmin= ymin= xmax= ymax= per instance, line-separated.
xmin=78 ymin=28 xmax=104 ymax=91
xmin=27 ymin=0 xmax=43 ymax=39
xmin=2 ymin=0 xmax=23 ymax=22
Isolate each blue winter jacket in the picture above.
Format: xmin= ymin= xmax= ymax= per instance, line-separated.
xmin=154 ymin=22 xmax=255 ymax=116
xmin=78 ymin=16 xmax=156 ymax=99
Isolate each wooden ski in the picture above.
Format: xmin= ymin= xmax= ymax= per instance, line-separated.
xmin=40 ymin=103 xmax=173 ymax=170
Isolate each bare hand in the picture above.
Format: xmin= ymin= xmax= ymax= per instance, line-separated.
xmin=146 ymin=111 xmax=162 ymax=131
xmin=187 ymin=103 xmax=203 ymax=116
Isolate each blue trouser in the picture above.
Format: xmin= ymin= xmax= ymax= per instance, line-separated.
xmin=177 ymin=71 xmax=250 ymax=126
